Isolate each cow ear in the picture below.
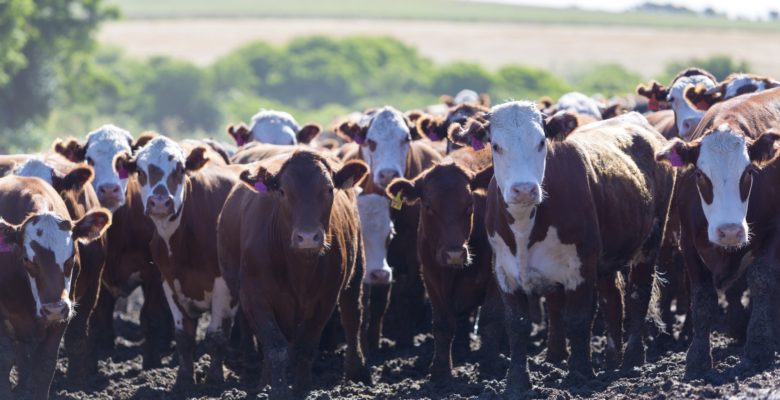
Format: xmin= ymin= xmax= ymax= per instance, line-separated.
xmin=403 ymin=115 xmax=424 ymax=141
xmin=337 ymin=121 xmax=368 ymax=145
xmin=227 ymin=123 xmax=252 ymax=147
xmin=386 ymin=178 xmax=420 ymax=205
xmin=636 ymin=81 xmax=670 ymax=111
xmin=479 ymin=93 xmax=491 ymax=107
xmin=185 ymin=147 xmax=210 ymax=172
xmin=656 ymin=139 xmax=700 ymax=167
xmin=537 ymin=96 xmax=554 ymax=112
xmin=417 ymin=115 xmax=444 ymax=142
xmin=684 ymin=83 xmax=721 ymax=112
xmin=470 ymin=165 xmax=493 ymax=192
xmin=114 ymin=151 xmax=137 ymax=178
xmin=450 ymin=118 xmax=490 ymax=150
xmin=132 ymin=131 xmax=158 ymax=152
xmin=601 ymin=103 xmax=625 ymax=119
xmin=0 ymin=219 xmax=21 ymax=253
xmin=72 ymin=209 xmax=112 ymax=243
xmin=52 ymin=166 xmax=94 ymax=193
xmin=53 ymin=138 xmax=86 ymax=163
xmin=748 ymin=131 xmax=780 ymax=168
xmin=240 ymin=166 xmax=278 ymax=193
xmin=440 ymin=95 xmax=455 ymax=107
xmin=333 ymin=160 xmax=368 ymax=190
xmin=296 ymin=124 xmax=321 ymax=145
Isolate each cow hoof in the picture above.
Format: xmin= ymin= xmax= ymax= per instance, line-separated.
xmin=684 ymin=340 xmax=712 ymax=380
xmin=564 ymin=368 xmax=595 ymax=387
xmin=269 ymin=385 xmax=294 ymax=400
xmin=503 ymin=376 xmax=532 ymax=398
xmin=545 ymin=349 xmax=568 ymax=365
xmin=206 ymin=366 xmax=225 ymax=385
xmin=174 ymin=370 xmax=195 ymax=388
xmin=345 ymin=366 xmax=372 ymax=385
xmin=743 ymin=340 xmax=774 ymax=371
xmin=430 ymin=368 xmax=454 ymax=384
xmin=622 ymin=337 xmax=646 ymax=371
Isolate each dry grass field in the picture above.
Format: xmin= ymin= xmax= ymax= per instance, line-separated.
xmin=98 ymin=18 xmax=780 ymax=78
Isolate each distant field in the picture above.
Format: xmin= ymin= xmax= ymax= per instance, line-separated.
xmin=105 ymin=0 xmax=780 ymax=31
xmin=98 ymin=18 xmax=780 ymax=78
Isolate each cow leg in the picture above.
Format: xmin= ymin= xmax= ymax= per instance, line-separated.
xmin=454 ymin=314 xmax=473 ymax=357
xmin=141 ymin=269 xmax=172 ymax=369
xmin=0 ymin=334 xmax=13 ymax=398
xmin=173 ymin=316 xmax=197 ymax=387
xmin=477 ymin=280 xmax=505 ymax=377
xmin=743 ymin=255 xmax=776 ymax=370
xmin=338 ymin=266 xmax=371 ymax=385
xmin=23 ymin=326 xmax=65 ymax=400
xmin=724 ymin=276 xmax=748 ymax=344
xmin=622 ymin=260 xmax=655 ymax=370
xmin=89 ymin=288 xmax=116 ymax=356
xmin=245 ymin=300 xmax=291 ymax=399
xmin=545 ymin=291 xmax=567 ymax=364
xmin=427 ymin=281 xmax=455 ymax=383
xmin=598 ymin=273 xmax=623 ymax=371
xmin=65 ymin=274 xmax=103 ymax=379
xmin=501 ymin=289 xmax=532 ymax=396
xmin=683 ymin=249 xmax=717 ymax=379
xmin=205 ymin=277 xmax=236 ymax=384
xmin=363 ymin=284 xmax=390 ymax=356
xmin=564 ymin=283 xmax=596 ymax=383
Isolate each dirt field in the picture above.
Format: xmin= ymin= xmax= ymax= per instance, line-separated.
xmin=48 ymin=288 xmax=780 ymax=399
xmin=98 ymin=18 xmax=780 ymax=78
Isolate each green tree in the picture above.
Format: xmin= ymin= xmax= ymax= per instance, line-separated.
xmin=494 ymin=65 xmax=571 ymax=101
xmin=432 ymin=62 xmax=495 ymax=96
xmin=662 ymin=55 xmax=751 ymax=82
xmin=570 ymin=63 xmax=641 ymax=96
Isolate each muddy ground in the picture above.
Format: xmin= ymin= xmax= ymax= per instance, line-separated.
xmin=50 ymin=289 xmax=780 ymax=400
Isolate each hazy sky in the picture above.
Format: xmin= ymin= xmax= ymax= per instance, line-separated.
xmin=477 ymin=0 xmax=778 ymax=19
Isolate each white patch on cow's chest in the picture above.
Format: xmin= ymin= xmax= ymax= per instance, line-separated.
xmin=153 ymin=212 xmax=182 ymax=257
xmin=490 ymin=206 xmax=583 ymax=295
xmin=162 ymin=281 xmax=184 ymax=330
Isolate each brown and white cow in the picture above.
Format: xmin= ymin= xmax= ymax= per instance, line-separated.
xmin=54 ymin=126 xmax=173 ymax=368
xmin=684 ymin=73 xmax=780 ymax=112
xmin=386 ymin=147 xmax=504 ymax=381
xmin=453 ymin=103 xmax=674 ymax=395
xmin=217 ymin=150 xmax=370 ymax=397
xmin=0 ymin=175 xmax=110 ymax=400
xmin=114 ymin=136 xmax=240 ymax=385
xmin=416 ymin=103 xmax=490 ymax=154
xmin=655 ymin=87 xmax=780 ymax=378
xmin=227 ymin=109 xmax=321 ymax=147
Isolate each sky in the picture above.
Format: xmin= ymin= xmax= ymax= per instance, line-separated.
xmin=473 ymin=0 xmax=778 ymax=20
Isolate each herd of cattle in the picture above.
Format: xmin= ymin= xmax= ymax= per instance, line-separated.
xmin=1 ymin=68 xmax=780 ymax=399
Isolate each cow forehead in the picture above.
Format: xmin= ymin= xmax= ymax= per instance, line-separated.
xmin=23 ymin=212 xmax=74 ymax=266
xmin=490 ymin=101 xmax=545 ymax=142
xmin=724 ymin=74 xmax=763 ymax=98
xmin=85 ymin=125 xmax=133 ymax=159
xmin=357 ymin=194 xmax=393 ymax=233
xmin=136 ymin=137 xmax=185 ymax=172
xmin=557 ymin=92 xmax=601 ymax=119
xmin=367 ymin=108 xmax=409 ymax=140
xmin=668 ymin=75 xmax=715 ymax=101
xmin=14 ymin=158 xmax=54 ymax=185
xmin=454 ymin=89 xmax=479 ymax=104
xmin=697 ymin=126 xmax=750 ymax=172
xmin=251 ymin=110 xmax=300 ymax=132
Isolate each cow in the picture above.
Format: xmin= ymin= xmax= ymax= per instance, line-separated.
xmin=452 ymin=103 xmax=675 ymax=395
xmin=386 ymin=147 xmax=504 ymax=381
xmin=0 ymin=175 xmax=111 ymax=400
xmin=654 ymin=87 xmax=780 ymax=378
xmin=637 ymin=68 xmax=717 ymax=140
xmin=217 ymin=150 xmax=371 ymax=397
xmin=543 ymin=110 xmax=598 ymax=141
xmin=339 ymin=106 xmax=442 ymax=349
xmin=13 ymin=157 xmax=110 ymax=379
xmin=554 ymin=92 xmax=603 ymax=120
xmin=684 ymin=73 xmax=780 ymax=112
xmin=53 ymin=126 xmax=173 ymax=369
xmin=227 ymin=109 xmax=321 ymax=147
xmin=114 ymin=136 xmax=240 ymax=386
xmin=416 ymin=103 xmax=490 ymax=154
xmin=440 ymin=89 xmax=491 ymax=108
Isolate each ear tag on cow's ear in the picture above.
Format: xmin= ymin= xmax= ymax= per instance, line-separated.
xmin=669 ymin=148 xmax=684 ymax=167
xmin=648 ymin=98 xmax=659 ymax=112
xmin=428 ymin=128 xmax=439 ymax=141
xmin=254 ymin=181 xmax=268 ymax=193
xmin=391 ymin=191 xmax=403 ymax=210
xmin=0 ymin=238 xmax=12 ymax=253
xmin=354 ymin=135 xmax=364 ymax=145
xmin=117 ymin=167 xmax=128 ymax=180
xmin=471 ymin=136 xmax=485 ymax=151
xmin=696 ymin=101 xmax=709 ymax=111
xmin=236 ymin=137 xmax=245 ymax=147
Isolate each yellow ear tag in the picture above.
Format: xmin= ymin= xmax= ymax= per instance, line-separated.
xmin=391 ymin=191 xmax=403 ymax=210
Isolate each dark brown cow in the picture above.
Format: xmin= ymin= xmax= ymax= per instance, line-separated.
xmin=655 ymin=87 xmax=780 ymax=378
xmin=115 ymin=136 xmax=240 ymax=386
xmin=217 ymin=150 xmax=370 ymax=397
xmin=453 ymin=104 xmax=674 ymax=395
xmin=416 ymin=103 xmax=489 ymax=154
xmin=386 ymin=147 xmax=504 ymax=381
xmin=0 ymin=175 xmax=110 ymax=400
xmin=543 ymin=110 xmax=598 ymax=141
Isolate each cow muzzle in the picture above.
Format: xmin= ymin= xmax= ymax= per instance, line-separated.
xmin=146 ymin=194 xmax=175 ymax=218
xmin=97 ymin=183 xmax=123 ymax=210
xmin=376 ymin=169 xmax=400 ymax=188
xmin=506 ymin=182 xmax=541 ymax=206
xmin=439 ymin=246 xmax=468 ymax=267
xmin=40 ymin=300 xmax=71 ymax=323
xmin=713 ymin=223 xmax=747 ymax=248
xmin=291 ymin=228 xmax=325 ymax=251
xmin=363 ymin=265 xmax=392 ymax=286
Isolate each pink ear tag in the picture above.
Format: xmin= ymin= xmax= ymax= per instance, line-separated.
xmin=254 ymin=181 xmax=268 ymax=193
xmin=0 ymin=237 xmax=12 ymax=253
xmin=354 ymin=135 xmax=364 ymax=145
xmin=648 ymin=98 xmax=659 ymax=112
xmin=471 ymin=136 xmax=485 ymax=151
xmin=428 ymin=128 xmax=439 ymax=141
xmin=669 ymin=148 xmax=684 ymax=167
xmin=118 ymin=167 xmax=128 ymax=180
xmin=236 ymin=136 xmax=245 ymax=147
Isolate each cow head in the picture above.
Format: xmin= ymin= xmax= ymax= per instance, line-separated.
xmin=357 ymin=194 xmax=394 ymax=285
xmin=114 ymin=137 xmax=208 ymax=227
xmin=452 ymin=101 xmax=546 ymax=209
xmin=53 ymin=125 xmax=136 ymax=212
xmin=0 ymin=209 xmax=110 ymax=323
xmin=240 ymin=151 xmax=368 ymax=255
xmin=685 ymin=73 xmax=780 ymax=113
xmin=656 ymin=126 xmax=780 ymax=248
xmin=227 ymin=110 xmax=320 ymax=146
xmin=556 ymin=92 xmax=602 ymax=120
xmin=544 ymin=110 xmax=581 ymax=141
xmin=14 ymin=158 xmax=95 ymax=198
xmin=387 ymin=163 xmax=492 ymax=267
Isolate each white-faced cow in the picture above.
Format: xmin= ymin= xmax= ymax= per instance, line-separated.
xmin=684 ymin=73 xmax=780 ymax=112
xmin=227 ymin=109 xmax=321 ymax=147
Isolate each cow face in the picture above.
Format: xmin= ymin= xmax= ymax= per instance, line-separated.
xmin=54 ymin=125 xmax=134 ymax=211
xmin=227 ymin=110 xmax=321 ymax=146
xmin=657 ymin=127 xmax=780 ymax=248
xmin=357 ymin=194 xmax=394 ymax=285
xmin=454 ymin=101 xmax=546 ymax=208
xmin=387 ymin=164 xmax=492 ymax=267
xmin=114 ymin=137 xmax=208 ymax=225
xmin=667 ymin=75 xmax=716 ymax=140
xmin=14 ymin=159 xmax=94 ymax=195
xmin=240 ymin=152 xmax=368 ymax=254
xmin=0 ymin=209 xmax=110 ymax=322
xmin=348 ymin=107 xmax=413 ymax=188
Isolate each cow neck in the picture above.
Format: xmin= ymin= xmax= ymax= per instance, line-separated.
xmin=153 ymin=178 xmax=190 ymax=258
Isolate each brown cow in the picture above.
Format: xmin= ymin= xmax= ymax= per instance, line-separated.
xmin=386 ymin=147 xmax=504 ymax=381
xmin=655 ymin=87 xmax=780 ymax=378
xmin=217 ymin=150 xmax=370 ymax=397
xmin=227 ymin=109 xmax=321 ymax=146
xmin=543 ymin=110 xmax=598 ymax=141
xmin=453 ymin=104 xmax=674 ymax=395
xmin=416 ymin=103 xmax=489 ymax=154
xmin=114 ymin=136 xmax=240 ymax=386
xmin=684 ymin=73 xmax=780 ymax=112
xmin=0 ymin=175 xmax=110 ymax=400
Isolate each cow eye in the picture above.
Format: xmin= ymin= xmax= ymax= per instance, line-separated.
xmin=366 ymin=139 xmax=377 ymax=150
xmin=537 ymin=139 xmax=545 ymax=151
xmin=86 ymin=157 xmax=94 ymax=166
xmin=279 ymin=188 xmax=286 ymax=197
xmin=492 ymin=143 xmax=501 ymax=154
xmin=403 ymin=136 xmax=411 ymax=143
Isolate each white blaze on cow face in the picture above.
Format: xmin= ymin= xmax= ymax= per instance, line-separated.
xmin=249 ymin=109 xmax=301 ymax=145
xmin=668 ymin=76 xmax=715 ymax=140
xmin=134 ymin=137 xmax=187 ymax=237
xmin=84 ymin=125 xmax=133 ymax=211
xmin=489 ymin=101 xmax=547 ymax=207
xmin=362 ymin=107 xmax=412 ymax=188
xmin=14 ymin=158 xmax=54 ymax=185
xmin=695 ymin=126 xmax=752 ymax=248
xmin=357 ymin=194 xmax=394 ymax=286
